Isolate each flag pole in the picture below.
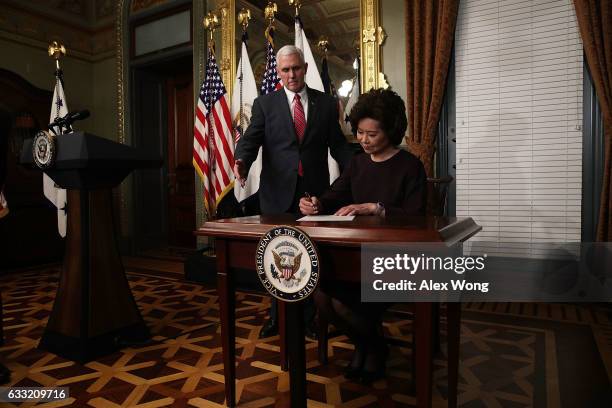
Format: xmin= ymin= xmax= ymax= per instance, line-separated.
xmin=237 ymin=9 xmax=251 ymax=140
xmin=203 ymin=11 xmax=219 ymax=53
xmin=48 ymin=41 xmax=66 ymax=135
xmin=199 ymin=11 xmax=220 ymax=254
xmin=317 ymin=36 xmax=329 ymax=55
xmin=48 ymin=41 xmax=66 ymax=72
xmin=317 ymin=36 xmax=331 ymax=94
xmin=263 ymin=2 xmax=279 ymax=90
xmin=46 ymin=41 xmax=69 ymax=237
xmin=203 ymin=11 xmax=219 ymax=223
xmin=289 ymin=0 xmax=302 ymax=47
xmin=264 ymin=2 xmax=278 ymax=34
xmin=265 ymin=2 xmax=280 ymax=90
xmin=200 ymin=10 xmax=239 ymax=222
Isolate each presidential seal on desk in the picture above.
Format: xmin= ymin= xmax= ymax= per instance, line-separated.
xmin=256 ymin=226 xmax=319 ymax=302
xmin=32 ymin=130 xmax=57 ymax=170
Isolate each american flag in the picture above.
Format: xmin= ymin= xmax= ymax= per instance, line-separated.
xmin=193 ymin=50 xmax=235 ymax=215
xmin=261 ymin=27 xmax=282 ymax=95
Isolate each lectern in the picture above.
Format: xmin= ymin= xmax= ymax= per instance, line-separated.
xmin=21 ymin=132 xmax=161 ymax=362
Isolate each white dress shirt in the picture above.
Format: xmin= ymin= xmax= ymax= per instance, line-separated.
xmin=283 ymin=86 xmax=309 ymax=121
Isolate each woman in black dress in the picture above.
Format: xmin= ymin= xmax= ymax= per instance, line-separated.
xmin=299 ymin=88 xmax=427 ymax=383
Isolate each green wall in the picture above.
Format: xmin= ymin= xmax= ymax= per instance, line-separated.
xmin=91 ymin=58 xmax=118 ymax=141
xmin=0 ymin=37 xmax=117 ymax=140
xmin=382 ymin=0 xmax=407 ymax=104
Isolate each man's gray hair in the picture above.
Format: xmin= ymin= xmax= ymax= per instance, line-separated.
xmin=276 ymin=45 xmax=305 ymax=65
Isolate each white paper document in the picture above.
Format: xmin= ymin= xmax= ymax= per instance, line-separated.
xmin=297 ymin=215 xmax=355 ymax=222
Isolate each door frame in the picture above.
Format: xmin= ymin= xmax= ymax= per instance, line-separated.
xmin=129 ymin=49 xmax=193 ymax=252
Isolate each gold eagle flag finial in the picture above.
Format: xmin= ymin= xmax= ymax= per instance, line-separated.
xmin=317 ymin=35 xmax=329 ymax=55
xmin=203 ymin=11 xmax=220 ymax=49
xmin=264 ymin=2 xmax=277 ymax=27
xmin=288 ymin=0 xmax=301 ymax=16
xmin=237 ymin=8 xmax=251 ymax=31
xmin=48 ymin=41 xmax=66 ymax=71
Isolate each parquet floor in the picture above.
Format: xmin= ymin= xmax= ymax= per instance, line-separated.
xmin=0 ymin=257 xmax=610 ymax=407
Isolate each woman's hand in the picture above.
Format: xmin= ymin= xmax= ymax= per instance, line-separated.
xmin=334 ymin=203 xmax=378 ymax=216
xmin=299 ymin=196 xmax=321 ymax=215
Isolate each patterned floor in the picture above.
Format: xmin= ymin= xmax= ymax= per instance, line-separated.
xmin=0 ymin=259 xmax=610 ymax=407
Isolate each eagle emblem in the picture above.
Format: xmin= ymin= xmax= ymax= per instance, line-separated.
xmin=272 ymin=250 xmax=302 ymax=281
xmin=256 ymin=226 xmax=319 ymax=301
xmin=32 ymin=130 xmax=56 ymax=169
xmin=37 ymin=140 xmax=48 ymax=156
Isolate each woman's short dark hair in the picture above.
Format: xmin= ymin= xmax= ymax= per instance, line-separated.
xmin=348 ymin=88 xmax=407 ymax=146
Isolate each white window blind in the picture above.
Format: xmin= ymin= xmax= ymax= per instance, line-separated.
xmin=455 ymin=0 xmax=583 ymax=257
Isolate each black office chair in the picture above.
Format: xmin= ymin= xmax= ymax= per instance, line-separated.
xmin=426 ymin=175 xmax=453 ymax=216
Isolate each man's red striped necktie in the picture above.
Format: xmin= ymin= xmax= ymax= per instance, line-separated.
xmin=293 ymin=94 xmax=306 ymax=176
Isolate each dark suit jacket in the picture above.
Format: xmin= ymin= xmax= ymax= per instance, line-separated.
xmin=235 ymin=87 xmax=354 ymax=214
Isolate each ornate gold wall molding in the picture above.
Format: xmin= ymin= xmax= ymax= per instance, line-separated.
xmin=219 ymin=1 xmax=236 ymax=99
xmin=217 ymin=0 xmax=385 ymax=96
xmin=116 ymin=0 xmax=131 ymax=236
xmin=0 ymin=3 xmax=116 ymax=61
xmin=116 ymin=0 xmax=126 ymax=146
xmin=195 ymin=2 xmax=215 ymax=229
xmin=360 ymin=0 xmax=387 ymax=91
xmin=131 ymin=0 xmax=171 ymax=13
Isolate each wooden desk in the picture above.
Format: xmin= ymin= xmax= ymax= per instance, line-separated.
xmin=196 ymin=215 xmax=481 ymax=407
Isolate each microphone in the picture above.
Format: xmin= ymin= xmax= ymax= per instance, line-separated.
xmin=48 ymin=109 xmax=90 ymax=130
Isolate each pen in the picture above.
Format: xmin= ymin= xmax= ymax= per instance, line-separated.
xmin=304 ymin=191 xmax=317 ymax=211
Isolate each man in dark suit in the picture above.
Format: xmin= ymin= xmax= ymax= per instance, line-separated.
xmin=234 ymin=45 xmax=354 ymax=338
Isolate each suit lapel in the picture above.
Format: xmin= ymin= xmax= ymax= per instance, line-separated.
xmin=275 ymin=89 xmax=297 ymax=139
xmin=303 ymin=87 xmax=318 ymax=143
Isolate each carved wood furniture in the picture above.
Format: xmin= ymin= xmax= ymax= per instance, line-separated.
xmin=21 ymin=132 xmax=161 ymax=362
xmin=196 ymin=214 xmax=481 ymax=408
